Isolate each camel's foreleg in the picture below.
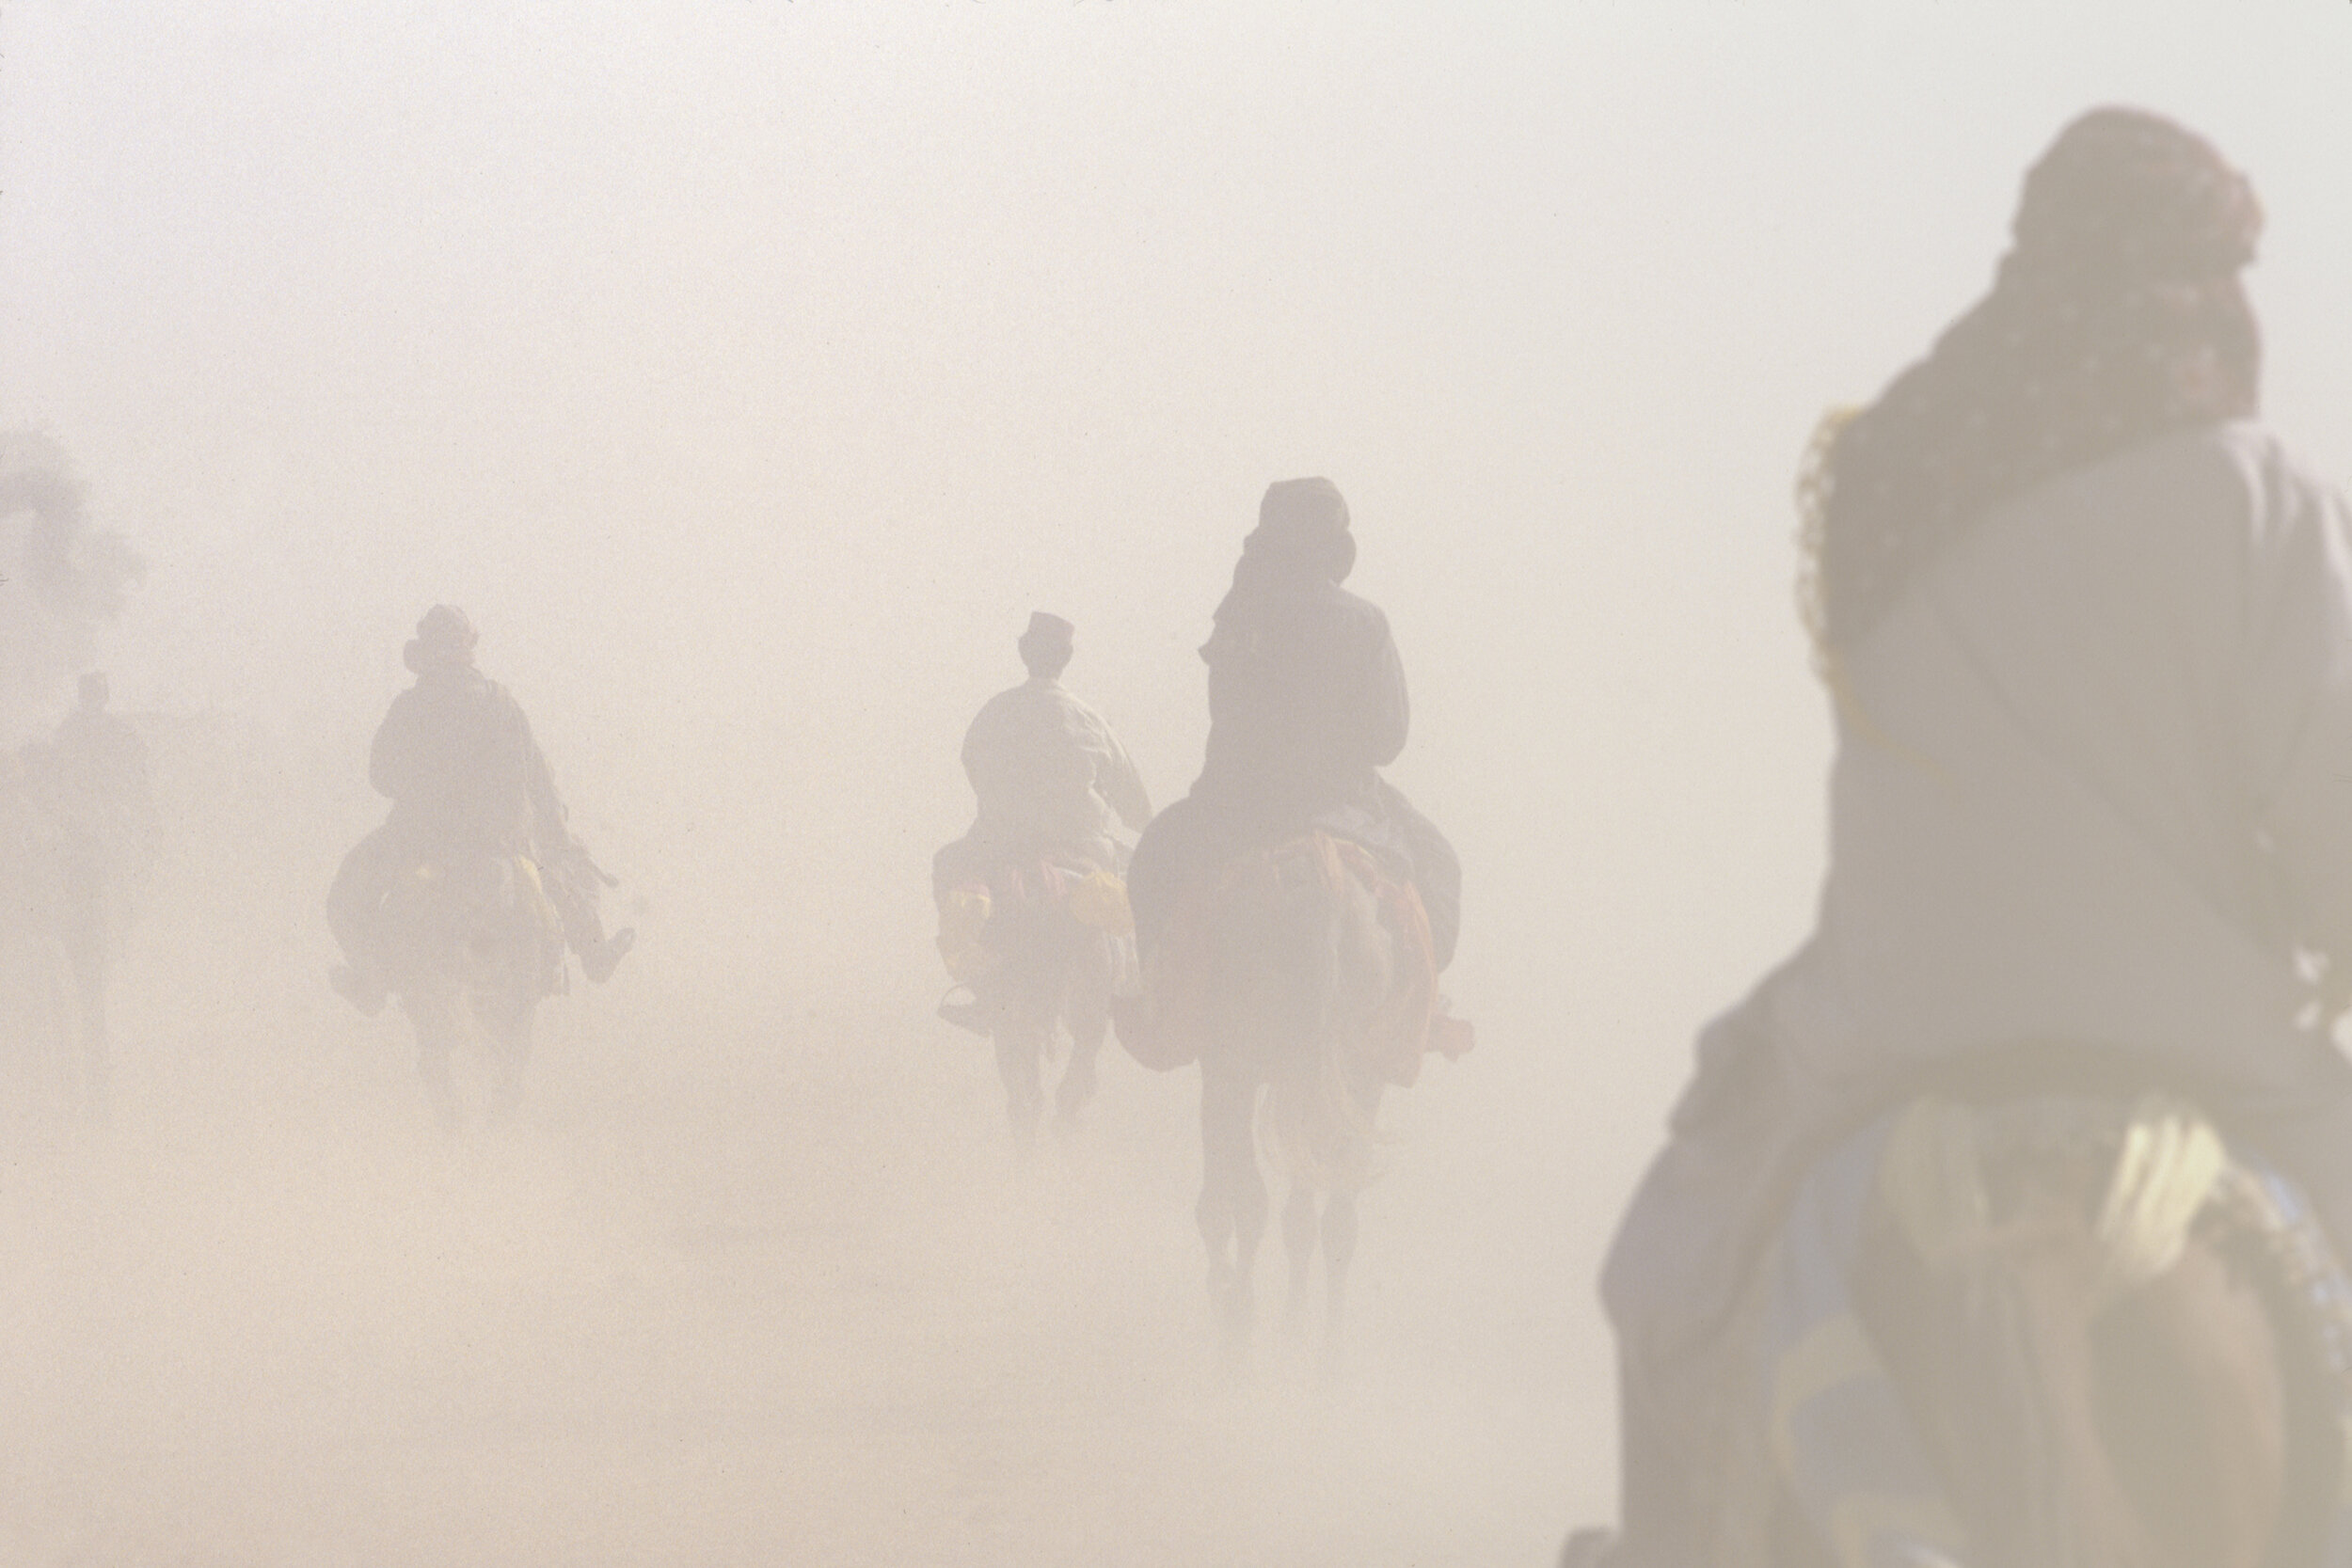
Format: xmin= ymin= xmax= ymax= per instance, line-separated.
xmin=1318 ymin=1189 xmax=1359 ymax=1384
xmin=1198 ymin=1061 xmax=1265 ymax=1371
xmin=1280 ymin=1183 xmax=1319 ymax=1346
xmin=405 ymin=990 xmax=464 ymax=1135
xmin=474 ymin=988 xmax=536 ymax=1127
xmin=993 ymin=1020 xmax=1047 ymax=1149
xmin=1055 ymin=943 xmax=1113 ymax=1132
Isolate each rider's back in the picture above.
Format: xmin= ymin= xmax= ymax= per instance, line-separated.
xmin=961 ymin=675 xmax=1149 ymax=871
xmin=1777 ymin=422 xmax=2352 ymax=1097
xmin=370 ymin=667 xmax=536 ymax=858
xmin=1194 ymin=572 xmax=1406 ymax=825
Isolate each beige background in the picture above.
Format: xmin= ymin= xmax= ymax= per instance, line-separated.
xmin=4 ymin=3 xmax=2351 ymax=1562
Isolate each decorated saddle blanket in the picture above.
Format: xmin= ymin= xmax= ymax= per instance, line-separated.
xmin=1121 ymin=832 xmax=1471 ymax=1078
xmin=1745 ymin=1093 xmax=2352 ymax=1568
xmin=382 ymin=850 xmax=566 ymax=996
xmin=934 ymin=858 xmax=1132 ymax=984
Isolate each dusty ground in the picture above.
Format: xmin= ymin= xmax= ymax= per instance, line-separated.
xmin=1 ymin=832 xmax=1611 ymax=1568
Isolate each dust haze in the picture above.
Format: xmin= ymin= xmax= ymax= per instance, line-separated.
xmin=5 ymin=3 xmax=2352 ymax=1563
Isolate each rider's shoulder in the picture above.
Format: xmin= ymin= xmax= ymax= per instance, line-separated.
xmin=1992 ymin=421 xmax=2341 ymax=563
xmin=1322 ymin=581 xmax=1394 ymax=643
xmin=463 ymin=671 xmax=527 ymax=714
xmin=2143 ymin=422 xmax=2352 ymax=559
xmin=2211 ymin=422 xmax=2352 ymax=531
xmin=2100 ymin=422 xmax=2333 ymax=518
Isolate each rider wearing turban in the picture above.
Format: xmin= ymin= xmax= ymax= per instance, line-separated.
xmin=1126 ymin=478 xmax=1462 ymax=972
xmin=1598 ymin=108 xmax=2352 ymax=1564
xmin=327 ymin=606 xmax=633 ymax=1014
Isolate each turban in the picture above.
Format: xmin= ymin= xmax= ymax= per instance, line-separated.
xmin=404 ymin=604 xmax=479 ymax=673
xmin=1243 ymin=477 xmax=1356 ymax=582
xmin=1804 ymin=107 xmax=2262 ymax=654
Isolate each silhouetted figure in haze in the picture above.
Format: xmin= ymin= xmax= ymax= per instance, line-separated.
xmin=1123 ymin=478 xmax=1460 ymax=972
xmin=1114 ymin=481 xmax=1468 ymax=1370
xmin=49 ymin=673 xmax=151 ymax=828
xmin=0 ymin=745 xmax=74 ymax=1099
xmin=1587 ymin=108 xmax=2352 ymax=1566
xmin=326 ymin=605 xmax=633 ymax=1016
xmin=932 ymin=611 xmax=1152 ymax=905
xmin=931 ymin=613 xmax=1150 ymax=1137
xmin=20 ymin=672 xmax=154 ymax=1118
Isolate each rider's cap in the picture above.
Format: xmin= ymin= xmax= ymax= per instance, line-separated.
xmin=1022 ymin=611 xmax=1074 ymax=647
xmin=405 ymin=604 xmax=480 ymax=673
xmin=1019 ymin=612 xmax=1075 ymax=668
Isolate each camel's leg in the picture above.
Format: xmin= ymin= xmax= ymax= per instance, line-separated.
xmin=52 ymin=854 xmax=113 ymax=1122
xmin=1054 ymin=945 xmax=1111 ymax=1132
xmin=1318 ymin=1077 xmax=1381 ymax=1378
xmin=993 ymin=1020 xmax=1046 ymax=1148
xmin=1279 ymin=1182 xmax=1319 ymax=1345
xmin=1198 ymin=1060 xmax=1265 ymax=1371
xmin=405 ymin=991 xmax=463 ymax=1135
xmin=1319 ymin=1189 xmax=1359 ymax=1383
xmin=69 ymin=939 xmax=109 ymax=1125
xmin=1195 ymin=1064 xmax=1240 ymax=1291
xmin=476 ymin=990 xmax=536 ymax=1127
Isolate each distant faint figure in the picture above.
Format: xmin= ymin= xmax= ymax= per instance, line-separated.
xmin=0 ymin=432 xmax=146 ymax=740
xmin=326 ymin=607 xmax=633 ymax=1127
xmin=47 ymin=673 xmax=153 ymax=866
xmin=1586 ymin=108 xmax=2352 ymax=1565
xmin=931 ymin=612 xmax=1151 ymax=1143
xmin=20 ymin=671 xmax=154 ymax=1118
xmin=0 ymin=746 xmax=75 ymax=1103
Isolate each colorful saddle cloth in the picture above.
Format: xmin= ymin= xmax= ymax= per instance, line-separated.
xmin=1120 ymin=832 xmax=1470 ymax=1079
xmin=934 ymin=859 xmax=1132 ymax=985
xmin=1756 ymin=1093 xmax=2352 ymax=1568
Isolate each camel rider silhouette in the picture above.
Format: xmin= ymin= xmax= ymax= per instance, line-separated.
xmin=326 ymin=605 xmax=633 ymax=1015
xmin=932 ymin=613 xmax=1152 ymax=1031
xmin=1124 ymin=477 xmax=1461 ymax=974
xmin=1592 ymin=109 xmax=2352 ymax=1566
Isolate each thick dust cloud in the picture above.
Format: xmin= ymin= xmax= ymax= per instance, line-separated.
xmin=5 ymin=3 xmax=2352 ymax=1564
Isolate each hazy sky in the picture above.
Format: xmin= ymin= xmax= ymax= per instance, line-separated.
xmin=5 ymin=4 xmax=2352 ymax=1556
xmin=10 ymin=0 xmax=2348 ymax=1003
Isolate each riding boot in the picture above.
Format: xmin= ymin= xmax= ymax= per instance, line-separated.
xmin=579 ymin=927 xmax=635 ymax=984
xmin=937 ymin=991 xmax=991 ymax=1036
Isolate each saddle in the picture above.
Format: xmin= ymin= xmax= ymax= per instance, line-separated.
xmin=381 ymin=850 xmax=565 ymax=996
xmin=1122 ymin=832 xmax=1471 ymax=1078
xmin=1749 ymin=1086 xmax=2352 ymax=1568
xmin=935 ymin=858 xmax=1132 ymax=986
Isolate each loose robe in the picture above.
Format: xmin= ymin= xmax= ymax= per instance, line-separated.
xmin=1130 ymin=567 xmax=1460 ymax=967
xmin=1603 ymin=421 xmax=2352 ymax=1557
xmin=938 ymin=675 xmax=1151 ymax=887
